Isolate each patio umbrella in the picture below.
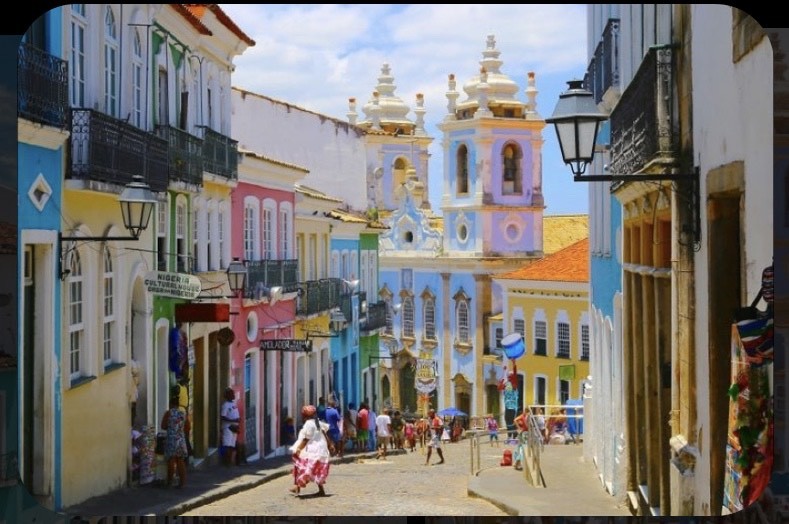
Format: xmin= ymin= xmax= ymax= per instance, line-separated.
xmin=437 ymin=407 xmax=468 ymax=417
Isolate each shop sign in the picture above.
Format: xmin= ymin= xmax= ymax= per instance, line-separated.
xmin=415 ymin=358 xmax=437 ymax=393
xmin=144 ymin=271 xmax=201 ymax=299
xmin=260 ymin=339 xmax=313 ymax=352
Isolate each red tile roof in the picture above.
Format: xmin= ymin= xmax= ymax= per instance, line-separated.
xmin=497 ymin=238 xmax=589 ymax=283
xmin=171 ymin=4 xmax=213 ymax=36
xmin=183 ymin=4 xmax=256 ymax=46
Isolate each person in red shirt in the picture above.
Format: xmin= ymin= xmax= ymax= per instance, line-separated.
xmin=356 ymin=402 xmax=369 ymax=451
xmin=425 ymin=409 xmax=445 ymax=466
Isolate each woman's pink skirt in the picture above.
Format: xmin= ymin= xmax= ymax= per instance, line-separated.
xmin=292 ymin=454 xmax=330 ymax=487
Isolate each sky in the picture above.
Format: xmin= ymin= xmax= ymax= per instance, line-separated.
xmin=219 ymin=4 xmax=591 ymax=216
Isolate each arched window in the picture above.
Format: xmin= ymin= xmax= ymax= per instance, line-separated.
xmin=456 ymin=301 xmax=470 ymax=343
xmin=70 ymin=5 xmax=87 ymax=107
xmin=502 ymin=143 xmax=523 ymax=194
xmin=402 ymin=295 xmax=415 ymax=338
xmin=68 ymin=247 xmax=85 ymax=381
xmin=423 ymin=297 xmax=436 ymax=340
xmin=393 ymin=157 xmax=408 ymax=192
xmin=176 ymin=197 xmax=187 ymax=271
xmin=104 ymin=6 xmax=119 ymax=116
xmin=243 ymin=196 xmax=260 ymax=261
xmin=132 ymin=29 xmax=143 ymax=127
xmin=102 ymin=245 xmax=115 ymax=367
xmin=262 ymin=198 xmax=277 ymax=260
xmin=456 ymin=144 xmax=469 ymax=194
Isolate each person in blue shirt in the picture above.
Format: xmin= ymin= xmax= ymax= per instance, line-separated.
xmin=325 ymin=399 xmax=341 ymax=445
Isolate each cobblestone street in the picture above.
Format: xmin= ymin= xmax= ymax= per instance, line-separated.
xmin=183 ymin=442 xmax=508 ymax=517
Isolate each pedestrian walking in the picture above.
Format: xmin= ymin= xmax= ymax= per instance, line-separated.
xmin=375 ymin=408 xmax=392 ymax=459
xmin=220 ymin=387 xmax=240 ymax=467
xmin=405 ymin=418 xmax=416 ymax=452
xmin=486 ymin=414 xmax=499 ymax=447
xmin=368 ymin=405 xmax=378 ymax=453
xmin=356 ymin=402 xmax=369 ymax=451
xmin=161 ymin=396 xmax=190 ymax=488
xmin=289 ymin=404 xmax=332 ymax=497
xmin=391 ymin=410 xmax=405 ymax=450
xmin=416 ymin=417 xmax=429 ymax=452
xmin=325 ymin=399 xmax=341 ymax=448
xmin=340 ymin=407 xmax=356 ymax=456
xmin=425 ymin=408 xmax=445 ymax=466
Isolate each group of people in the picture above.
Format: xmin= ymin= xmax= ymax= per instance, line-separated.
xmin=287 ymin=403 xmax=450 ymax=497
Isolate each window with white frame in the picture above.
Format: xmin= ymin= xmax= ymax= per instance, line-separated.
xmin=351 ymin=250 xmax=358 ymax=280
xmin=559 ymin=379 xmax=570 ymax=405
xmin=70 ymin=4 xmax=86 ymax=107
xmin=383 ymin=295 xmax=394 ymax=336
xmin=367 ymin=250 xmax=377 ymax=298
xmin=557 ymin=321 xmax=571 ymax=358
xmin=514 ymin=318 xmax=525 ymax=339
xmin=456 ymin=300 xmax=470 ymax=344
xmin=157 ymin=199 xmax=167 ymax=271
xmin=192 ymin=199 xmax=200 ymax=272
xmin=360 ymin=251 xmax=369 ymax=297
xmin=68 ymin=248 xmax=85 ymax=381
xmin=495 ymin=327 xmax=503 ymax=350
xmin=206 ymin=203 xmax=214 ymax=270
xmin=218 ymin=205 xmax=226 ymax=269
xmin=176 ymin=198 xmax=187 ymax=272
xmin=580 ymin=324 xmax=590 ymax=360
xmin=423 ymin=297 xmax=436 ymax=340
xmin=132 ymin=29 xmax=143 ymax=128
xmin=243 ymin=197 xmax=259 ymax=261
xmin=104 ymin=6 xmax=119 ymax=117
xmin=331 ymin=250 xmax=339 ymax=280
xmin=534 ymin=320 xmax=547 ymax=356
xmin=402 ymin=295 xmax=415 ymax=338
xmin=279 ymin=203 xmax=292 ymax=259
xmin=341 ymin=251 xmax=349 ymax=280
xmin=102 ymin=245 xmax=114 ymax=367
xmin=262 ymin=199 xmax=276 ymax=259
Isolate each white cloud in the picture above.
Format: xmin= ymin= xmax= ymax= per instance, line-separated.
xmin=220 ymin=4 xmax=590 ymax=215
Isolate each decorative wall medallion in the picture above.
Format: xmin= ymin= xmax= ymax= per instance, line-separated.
xmin=28 ymin=173 xmax=52 ymax=212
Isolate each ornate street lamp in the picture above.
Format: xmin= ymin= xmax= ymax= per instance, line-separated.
xmin=226 ymin=257 xmax=248 ymax=297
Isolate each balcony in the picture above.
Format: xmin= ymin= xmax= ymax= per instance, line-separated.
xmin=362 ymin=299 xmax=388 ymax=332
xmin=69 ymin=109 xmax=169 ymax=192
xmin=18 ymin=42 xmax=69 ymax=129
xmin=609 ymin=46 xmax=678 ymax=177
xmin=584 ymin=18 xmax=620 ymax=105
xmin=156 ymin=125 xmax=203 ymax=187
xmin=198 ymin=126 xmax=238 ymax=181
xmin=246 ymin=259 xmax=299 ymax=296
xmin=296 ymin=278 xmax=342 ymax=316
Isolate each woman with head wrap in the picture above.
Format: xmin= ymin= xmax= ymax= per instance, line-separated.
xmin=289 ymin=404 xmax=332 ymax=496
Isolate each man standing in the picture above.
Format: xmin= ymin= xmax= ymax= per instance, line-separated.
xmin=356 ymin=402 xmax=369 ymax=452
xmin=317 ymin=396 xmax=327 ymax=422
xmin=325 ymin=399 xmax=341 ymax=447
xmin=375 ymin=408 xmax=392 ymax=459
xmin=425 ymin=408 xmax=445 ymax=466
xmin=348 ymin=402 xmax=359 ymax=451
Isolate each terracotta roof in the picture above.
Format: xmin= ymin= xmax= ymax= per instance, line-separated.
xmin=543 ymin=214 xmax=589 ymax=255
xmin=328 ymin=209 xmax=368 ymax=224
xmin=295 ymin=184 xmax=344 ymax=204
xmin=171 ymin=4 xmax=213 ymax=36
xmin=238 ymin=148 xmax=309 ymax=173
xmin=184 ymin=4 xmax=256 ymax=46
xmin=497 ymin=237 xmax=589 ymax=282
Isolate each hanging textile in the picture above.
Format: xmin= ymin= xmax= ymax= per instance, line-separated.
xmin=723 ymin=285 xmax=774 ymax=513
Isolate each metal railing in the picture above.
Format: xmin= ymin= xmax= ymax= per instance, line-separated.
xmin=18 ymin=42 xmax=69 ymax=129
xmin=198 ymin=126 xmax=238 ymax=180
xmin=363 ymin=299 xmax=387 ymax=331
xmin=156 ymin=124 xmax=204 ymax=186
xmin=295 ymin=278 xmax=342 ymax=316
xmin=69 ymin=109 xmax=170 ymax=192
xmin=584 ymin=18 xmax=620 ymax=105
xmin=246 ymin=259 xmax=299 ymax=295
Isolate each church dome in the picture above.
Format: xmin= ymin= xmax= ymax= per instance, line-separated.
xmin=456 ymin=35 xmax=525 ymax=115
xmin=358 ymin=63 xmax=414 ymax=132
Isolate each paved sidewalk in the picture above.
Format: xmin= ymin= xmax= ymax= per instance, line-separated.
xmin=62 ymin=440 xmax=629 ymax=518
xmin=467 ymin=443 xmax=632 ymax=516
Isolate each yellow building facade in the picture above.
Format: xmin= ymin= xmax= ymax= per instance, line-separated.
xmin=494 ymin=238 xmax=590 ymax=413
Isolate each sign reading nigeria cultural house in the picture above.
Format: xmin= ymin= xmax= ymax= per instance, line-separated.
xmin=144 ymin=271 xmax=202 ymax=299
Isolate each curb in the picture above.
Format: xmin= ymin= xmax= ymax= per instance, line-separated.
xmin=466 ymin=477 xmax=520 ymax=516
xmin=160 ymin=451 xmax=397 ymax=516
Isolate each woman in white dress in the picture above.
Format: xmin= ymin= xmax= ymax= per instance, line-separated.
xmin=289 ymin=404 xmax=332 ymax=497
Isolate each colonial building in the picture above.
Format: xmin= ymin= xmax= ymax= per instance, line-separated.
xmin=493 ymin=238 xmax=591 ymax=411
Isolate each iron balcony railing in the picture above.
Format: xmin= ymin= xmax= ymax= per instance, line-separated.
xmin=296 ymin=278 xmax=342 ymax=316
xmin=362 ymin=299 xmax=387 ymax=332
xmin=69 ymin=109 xmax=169 ymax=192
xmin=156 ymin=125 xmax=203 ymax=186
xmin=609 ymin=45 xmax=677 ymax=177
xmin=246 ymin=259 xmax=299 ymax=296
xmin=584 ymin=18 xmax=620 ymax=105
xmin=18 ymin=42 xmax=69 ymax=129
xmin=198 ymin=126 xmax=238 ymax=180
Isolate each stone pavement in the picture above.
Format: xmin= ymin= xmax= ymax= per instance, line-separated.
xmin=61 ymin=438 xmax=631 ymax=518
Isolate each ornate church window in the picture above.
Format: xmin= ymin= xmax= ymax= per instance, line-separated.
xmin=502 ymin=143 xmax=523 ymax=195
xmin=456 ymin=144 xmax=469 ymax=195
